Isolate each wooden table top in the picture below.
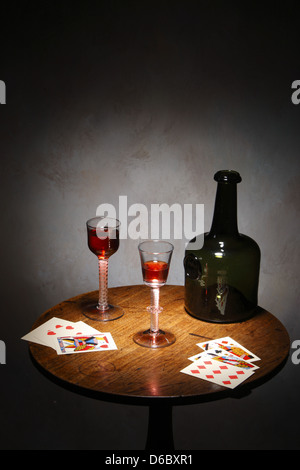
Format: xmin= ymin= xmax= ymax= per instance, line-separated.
xmin=29 ymin=285 xmax=290 ymax=404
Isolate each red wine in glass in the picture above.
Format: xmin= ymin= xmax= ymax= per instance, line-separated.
xmin=87 ymin=227 xmax=119 ymax=259
xmin=142 ymin=260 xmax=169 ymax=286
xmin=133 ymin=240 xmax=175 ymax=348
xmin=84 ymin=217 xmax=123 ymax=321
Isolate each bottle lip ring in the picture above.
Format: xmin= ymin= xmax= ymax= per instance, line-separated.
xmin=214 ymin=170 xmax=242 ymax=183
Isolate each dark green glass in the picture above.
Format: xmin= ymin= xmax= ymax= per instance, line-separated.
xmin=184 ymin=170 xmax=260 ymax=323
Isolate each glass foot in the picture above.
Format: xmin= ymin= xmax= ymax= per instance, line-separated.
xmin=83 ymin=303 xmax=124 ymax=321
xmin=133 ymin=329 xmax=176 ymax=348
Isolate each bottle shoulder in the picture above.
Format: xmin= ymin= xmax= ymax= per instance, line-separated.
xmin=186 ymin=232 xmax=260 ymax=255
xmin=238 ymin=233 xmax=261 ymax=251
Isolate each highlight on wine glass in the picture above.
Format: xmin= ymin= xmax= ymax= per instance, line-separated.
xmin=133 ymin=239 xmax=175 ymax=348
xmin=83 ymin=216 xmax=124 ymax=322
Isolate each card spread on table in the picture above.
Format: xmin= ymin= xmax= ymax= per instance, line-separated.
xmin=56 ymin=332 xmax=117 ymax=355
xmin=21 ymin=317 xmax=117 ymax=354
xmin=181 ymin=336 xmax=260 ymax=389
xmin=197 ymin=336 xmax=261 ymax=362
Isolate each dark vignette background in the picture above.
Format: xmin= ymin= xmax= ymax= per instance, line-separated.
xmin=0 ymin=0 xmax=299 ymax=450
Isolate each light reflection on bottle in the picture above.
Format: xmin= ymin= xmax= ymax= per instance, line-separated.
xmin=215 ymin=270 xmax=228 ymax=315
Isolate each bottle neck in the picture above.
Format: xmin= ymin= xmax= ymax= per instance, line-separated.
xmin=209 ymin=182 xmax=239 ymax=237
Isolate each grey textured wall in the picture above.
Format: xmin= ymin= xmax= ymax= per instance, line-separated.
xmin=1 ymin=1 xmax=299 ymax=450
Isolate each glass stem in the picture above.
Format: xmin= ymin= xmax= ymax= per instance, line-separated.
xmin=98 ymin=258 xmax=109 ymax=311
xmin=150 ymin=287 xmax=160 ymax=334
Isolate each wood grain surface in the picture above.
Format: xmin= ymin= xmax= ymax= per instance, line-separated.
xmin=29 ymin=285 xmax=290 ymax=403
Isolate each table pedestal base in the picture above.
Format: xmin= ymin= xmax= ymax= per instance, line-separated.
xmin=145 ymin=404 xmax=174 ymax=450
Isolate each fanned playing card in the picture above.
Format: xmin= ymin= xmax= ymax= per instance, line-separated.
xmin=188 ymin=349 xmax=259 ymax=370
xmin=54 ymin=332 xmax=117 ymax=355
xmin=21 ymin=318 xmax=100 ymax=349
xmin=181 ymin=336 xmax=260 ymax=389
xmin=180 ymin=356 xmax=255 ymax=389
xmin=44 ymin=321 xmax=101 ymax=350
xmin=21 ymin=317 xmax=118 ymax=354
xmin=21 ymin=317 xmax=80 ymax=348
xmin=197 ymin=336 xmax=261 ymax=362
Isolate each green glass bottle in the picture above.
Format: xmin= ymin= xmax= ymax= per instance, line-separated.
xmin=184 ymin=170 xmax=260 ymax=323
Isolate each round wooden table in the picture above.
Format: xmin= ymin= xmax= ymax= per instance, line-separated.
xmin=29 ymin=285 xmax=290 ymax=450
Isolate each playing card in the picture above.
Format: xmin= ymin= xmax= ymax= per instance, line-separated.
xmin=197 ymin=336 xmax=260 ymax=362
xmin=180 ymin=356 xmax=255 ymax=389
xmin=21 ymin=318 xmax=77 ymax=348
xmin=21 ymin=318 xmax=102 ymax=350
xmin=54 ymin=332 xmax=117 ymax=355
xmin=44 ymin=321 xmax=102 ymax=350
xmin=188 ymin=349 xmax=259 ymax=370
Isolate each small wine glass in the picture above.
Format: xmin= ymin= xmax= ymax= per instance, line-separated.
xmin=133 ymin=240 xmax=175 ymax=348
xmin=83 ymin=216 xmax=124 ymax=321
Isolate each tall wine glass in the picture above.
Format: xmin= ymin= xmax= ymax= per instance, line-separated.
xmin=133 ymin=240 xmax=175 ymax=348
xmin=84 ymin=216 xmax=124 ymax=321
